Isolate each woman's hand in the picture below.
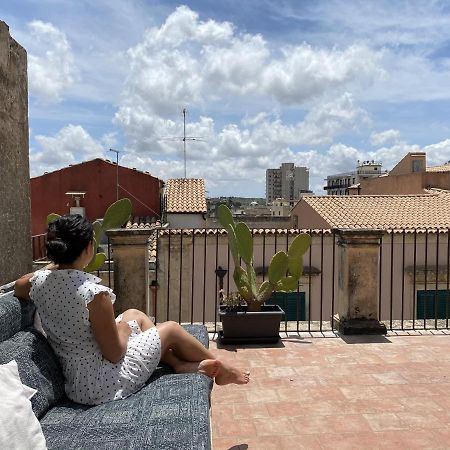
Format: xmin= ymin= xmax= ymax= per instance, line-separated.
xmin=116 ymin=321 xmax=132 ymax=340
xmin=14 ymin=273 xmax=33 ymax=301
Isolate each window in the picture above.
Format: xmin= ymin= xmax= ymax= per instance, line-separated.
xmin=266 ymin=292 xmax=306 ymax=321
xmin=412 ymin=160 xmax=423 ymax=172
xmin=416 ymin=290 xmax=450 ymax=319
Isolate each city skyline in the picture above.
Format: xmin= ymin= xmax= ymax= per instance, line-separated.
xmin=3 ymin=1 xmax=450 ymax=196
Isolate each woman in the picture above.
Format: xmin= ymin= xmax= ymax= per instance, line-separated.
xmin=14 ymin=215 xmax=249 ymax=405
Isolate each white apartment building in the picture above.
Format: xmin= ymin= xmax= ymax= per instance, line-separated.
xmin=266 ymin=163 xmax=310 ymax=204
xmin=324 ymin=160 xmax=383 ymax=195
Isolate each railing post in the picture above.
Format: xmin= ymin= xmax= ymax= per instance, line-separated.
xmin=333 ymin=228 xmax=387 ymax=335
xmin=106 ymin=229 xmax=152 ymax=315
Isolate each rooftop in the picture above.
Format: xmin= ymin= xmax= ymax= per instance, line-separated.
xmin=165 ymin=178 xmax=207 ymax=213
xmin=427 ymin=163 xmax=450 ymax=173
xmin=32 ymin=157 xmax=159 ymax=180
xmin=301 ymin=189 xmax=450 ymax=230
xmin=210 ymin=332 xmax=450 ymax=449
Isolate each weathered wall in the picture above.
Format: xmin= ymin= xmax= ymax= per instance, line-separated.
xmin=0 ymin=21 xmax=31 ymax=285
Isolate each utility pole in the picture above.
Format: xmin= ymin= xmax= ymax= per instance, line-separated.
xmin=109 ymin=148 xmax=120 ymax=200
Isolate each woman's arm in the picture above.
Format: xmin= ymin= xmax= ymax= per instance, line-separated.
xmin=14 ymin=272 xmax=34 ymax=301
xmin=87 ymin=292 xmax=131 ymax=363
xmin=13 ymin=263 xmax=58 ymax=301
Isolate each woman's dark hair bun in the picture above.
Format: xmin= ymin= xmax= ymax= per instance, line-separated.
xmin=46 ymin=239 xmax=68 ymax=261
xmin=46 ymin=215 xmax=93 ymax=264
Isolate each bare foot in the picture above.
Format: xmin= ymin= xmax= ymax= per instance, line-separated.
xmin=176 ymin=359 xmax=220 ymax=378
xmin=215 ymin=362 xmax=250 ymax=385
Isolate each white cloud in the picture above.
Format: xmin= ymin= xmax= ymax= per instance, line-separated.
xmin=423 ymin=139 xmax=450 ymax=166
xmin=30 ymin=125 xmax=105 ymax=176
xmin=27 ymin=21 xmax=77 ymax=100
xmin=148 ymin=5 xmax=234 ymax=47
xmin=101 ymin=132 xmax=119 ymax=150
xmin=261 ymin=44 xmax=382 ymax=104
xmin=370 ymin=129 xmax=401 ymax=146
xmin=116 ymin=5 xmax=382 ymax=123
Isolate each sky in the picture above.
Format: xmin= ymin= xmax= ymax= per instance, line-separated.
xmin=3 ymin=0 xmax=450 ymax=197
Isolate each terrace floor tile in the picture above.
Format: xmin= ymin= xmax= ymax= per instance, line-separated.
xmin=209 ymin=332 xmax=450 ymax=449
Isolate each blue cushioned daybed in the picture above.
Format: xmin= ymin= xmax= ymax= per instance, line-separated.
xmin=0 ymin=290 xmax=213 ymax=450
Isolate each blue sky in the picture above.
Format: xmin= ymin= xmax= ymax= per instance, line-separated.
xmin=3 ymin=0 xmax=450 ymax=196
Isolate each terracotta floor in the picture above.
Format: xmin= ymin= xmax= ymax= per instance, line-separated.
xmin=209 ymin=331 xmax=450 ymax=450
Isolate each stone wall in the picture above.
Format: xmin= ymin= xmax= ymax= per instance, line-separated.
xmin=0 ymin=21 xmax=31 ymax=285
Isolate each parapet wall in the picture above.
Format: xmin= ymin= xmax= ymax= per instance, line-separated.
xmin=0 ymin=21 xmax=32 ymax=284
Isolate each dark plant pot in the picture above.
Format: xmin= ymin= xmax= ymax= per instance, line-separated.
xmin=218 ymin=304 xmax=285 ymax=345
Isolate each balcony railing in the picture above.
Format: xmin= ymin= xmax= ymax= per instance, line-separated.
xmin=153 ymin=227 xmax=450 ymax=333
xmin=31 ymin=233 xmax=47 ymax=261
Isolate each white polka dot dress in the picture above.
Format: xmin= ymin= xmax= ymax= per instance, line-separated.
xmin=29 ymin=269 xmax=161 ymax=405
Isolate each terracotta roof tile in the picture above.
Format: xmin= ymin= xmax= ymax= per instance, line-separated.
xmin=158 ymin=228 xmax=332 ymax=236
xmin=165 ymin=179 xmax=207 ymax=213
xmin=125 ymin=216 xmax=160 ymax=229
xmin=302 ymin=189 xmax=450 ymax=230
xmin=426 ymin=163 xmax=450 ymax=172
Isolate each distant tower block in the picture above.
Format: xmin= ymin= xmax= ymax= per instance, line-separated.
xmin=266 ymin=163 xmax=310 ymax=204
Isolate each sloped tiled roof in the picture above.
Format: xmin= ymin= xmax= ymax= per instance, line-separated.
xmin=301 ymin=189 xmax=450 ymax=230
xmin=165 ymin=179 xmax=207 ymax=213
xmin=427 ymin=163 xmax=450 ymax=172
xmin=125 ymin=216 xmax=160 ymax=229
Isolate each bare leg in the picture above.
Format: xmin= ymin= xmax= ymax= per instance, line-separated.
xmin=162 ymin=349 xmax=220 ymax=378
xmin=156 ymin=321 xmax=250 ymax=385
xmin=120 ymin=309 xmax=154 ymax=331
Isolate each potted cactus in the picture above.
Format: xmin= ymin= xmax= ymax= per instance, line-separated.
xmin=47 ymin=198 xmax=132 ymax=272
xmin=217 ymin=204 xmax=311 ymax=344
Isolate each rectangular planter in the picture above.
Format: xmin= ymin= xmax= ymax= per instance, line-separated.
xmin=218 ymin=304 xmax=285 ymax=345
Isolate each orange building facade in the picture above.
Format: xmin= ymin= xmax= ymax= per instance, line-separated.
xmin=31 ymin=159 xmax=163 ymax=235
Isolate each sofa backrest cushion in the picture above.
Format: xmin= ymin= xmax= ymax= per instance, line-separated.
xmin=0 ymin=292 xmax=66 ymax=419
xmin=0 ymin=291 xmax=35 ymax=342
xmin=0 ymin=329 xmax=66 ymax=419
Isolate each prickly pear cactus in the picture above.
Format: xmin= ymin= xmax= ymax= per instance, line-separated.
xmin=46 ymin=198 xmax=132 ymax=272
xmin=217 ymin=204 xmax=311 ymax=310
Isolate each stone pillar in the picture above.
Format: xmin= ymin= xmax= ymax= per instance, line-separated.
xmin=333 ymin=229 xmax=387 ymax=335
xmin=107 ymin=229 xmax=153 ymax=315
xmin=0 ymin=21 xmax=32 ymax=285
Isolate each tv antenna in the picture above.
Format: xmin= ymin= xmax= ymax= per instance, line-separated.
xmin=160 ymin=107 xmax=205 ymax=178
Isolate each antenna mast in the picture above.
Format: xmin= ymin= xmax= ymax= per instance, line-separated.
xmin=160 ymin=107 xmax=204 ymax=178
xmin=183 ymin=107 xmax=187 ymax=178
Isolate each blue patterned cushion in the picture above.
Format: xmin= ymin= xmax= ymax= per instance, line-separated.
xmin=0 ymin=328 xmax=66 ymax=418
xmin=182 ymin=324 xmax=210 ymax=348
xmin=41 ymin=374 xmax=213 ymax=450
xmin=0 ymin=291 xmax=36 ymax=342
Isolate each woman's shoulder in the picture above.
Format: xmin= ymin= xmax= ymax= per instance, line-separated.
xmin=58 ymin=269 xmax=102 ymax=284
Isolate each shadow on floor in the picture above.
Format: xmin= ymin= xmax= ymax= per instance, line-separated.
xmin=339 ymin=334 xmax=392 ymax=344
xmin=280 ymin=336 xmax=313 ymax=344
xmin=212 ymin=339 xmax=286 ymax=351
